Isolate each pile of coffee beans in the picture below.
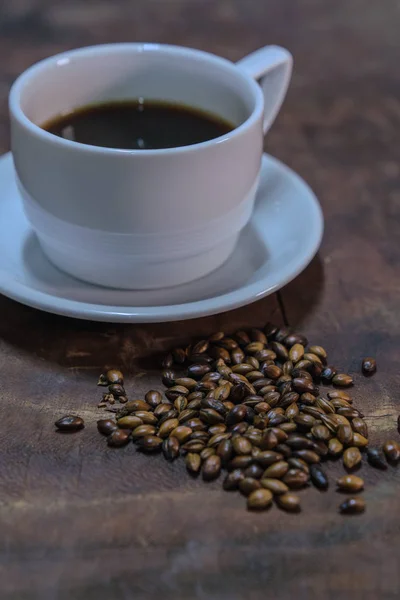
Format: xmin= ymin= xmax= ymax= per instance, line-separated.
xmin=67 ymin=323 xmax=400 ymax=514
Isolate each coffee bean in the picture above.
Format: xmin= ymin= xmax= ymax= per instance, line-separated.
xmin=247 ymin=488 xmax=273 ymax=510
xmin=244 ymin=429 xmax=263 ymax=447
xmin=352 ymin=433 xmax=368 ymax=448
xmin=283 ymin=469 xmax=309 ymax=489
xmin=276 ymin=492 xmax=301 ymax=512
xmin=137 ymin=435 xmax=163 ymax=452
xmin=289 ymin=344 xmax=304 ymax=363
xmin=108 ymin=384 xmax=126 ymax=397
xmin=97 ymin=419 xmax=117 ymax=436
xmin=208 ymin=432 xmax=231 ymax=448
xmin=339 ymin=497 xmax=365 ymax=515
xmin=332 ymin=374 xmax=353 ymax=387
xmin=362 ymin=357 xmax=376 ymax=375
xmin=107 ymin=429 xmax=131 ymax=447
xmin=145 ymin=390 xmax=163 ymax=408
xmin=199 ymin=408 xmax=225 ymax=425
xmin=154 ymin=403 xmax=174 ymax=417
xmin=275 ymin=443 xmax=292 ymax=459
xmin=202 ymin=455 xmax=221 ymax=481
xmin=117 ymin=416 xmax=143 ymax=430
xmin=187 ymin=364 xmax=212 ymax=379
xmin=309 ymin=464 xmax=329 ymax=490
xmin=312 ymin=440 xmax=329 ymax=457
xmin=260 ymin=478 xmax=289 ymax=495
xmin=367 ymin=447 xmax=387 ymax=470
xmin=55 ymin=415 xmax=84 ymax=432
xmin=201 ymin=397 xmax=226 ymax=416
xmin=287 ymin=458 xmax=309 ymax=474
xmin=228 ymin=455 xmax=253 ymax=470
xmin=244 ymin=463 xmax=264 ymax=479
xmin=239 ymin=477 xmax=261 ymax=496
xmin=162 ymin=437 xmax=180 ymax=461
xmin=260 ymin=429 xmax=279 ymax=450
xmin=383 ymin=440 xmax=400 ymax=463
xmin=286 ymin=434 xmax=315 ymax=451
xmin=200 ymin=447 xmax=216 ymax=461
xmin=293 ymin=378 xmax=316 ymax=394
xmin=321 ymin=365 xmax=337 ymax=382
xmin=292 ymin=449 xmax=321 ymax=464
xmin=279 ymin=422 xmax=298 ymax=433
xmin=328 ymin=437 xmax=344 ymax=456
xmin=311 ymin=424 xmax=331 ymax=441
xmin=133 ymin=411 xmax=158 ymax=426
xmin=223 ymin=469 xmax=244 ymax=490
xmin=285 ymin=403 xmax=300 ymax=419
xmin=185 ymin=452 xmax=202 ymax=473
xmin=337 ymin=474 xmax=364 ymax=492
xmin=190 ymin=431 xmax=209 ymax=442
xmin=343 ymin=447 xmax=362 ymax=470
xmin=328 ymin=390 xmax=352 ymax=401
xmin=232 ymin=436 xmax=253 ymax=455
xmin=316 ymin=397 xmax=335 ymax=414
xmin=231 ymin=422 xmax=249 ymax=436
xmin=270 ymin=342 xmax=289 ymax=361
xmin=284 ymin=332 xmax=308 ymax=347
xmin=262 ymin=461 xmax=290 ymax=479
xmin=181 ymin=440 xmax=206 ymax=453
xmin=337 ymin=423 xmax=353 ymax=446
xmin=106 ymin=369 xmax=124 ymax=384
xmin=131 ymin=424 xmax=156 ymax=439
xmin=351 ymin=417 xmax=368 ymax=438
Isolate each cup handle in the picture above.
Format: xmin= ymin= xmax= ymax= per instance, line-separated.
xmin=236 ymin=46 xmax=293 ymax=134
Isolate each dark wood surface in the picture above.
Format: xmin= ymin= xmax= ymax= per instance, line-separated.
xmin=1 ymin=1 xmax=400 ymax=598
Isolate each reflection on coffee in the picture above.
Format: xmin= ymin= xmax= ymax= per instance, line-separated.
xmin=41 ymin=99 xmax=234 ymax=150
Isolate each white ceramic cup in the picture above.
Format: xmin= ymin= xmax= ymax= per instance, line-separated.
xmin=9 ymin=43 xmax=292 ymax=289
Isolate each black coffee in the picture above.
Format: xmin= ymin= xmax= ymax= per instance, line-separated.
xmin=42 ymin=99 xmax=234 ymax=150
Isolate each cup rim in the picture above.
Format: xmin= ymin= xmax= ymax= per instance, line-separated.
xmin=9 ymin=42 xmax=264 ymax=156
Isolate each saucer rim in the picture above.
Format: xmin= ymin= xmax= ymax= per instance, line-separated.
xmin=0 ymin=152 xmax=323 ymax=322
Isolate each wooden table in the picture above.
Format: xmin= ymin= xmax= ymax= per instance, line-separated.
xmin=1 ymin=1 xmax=399 ymax=598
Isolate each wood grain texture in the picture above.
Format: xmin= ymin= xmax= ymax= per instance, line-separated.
xmin=0 ymin=1 xmax=400 ymax=598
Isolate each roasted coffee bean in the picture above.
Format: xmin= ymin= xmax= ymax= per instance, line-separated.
xmin=203 ymin=372 xmax=222 ymax=384
xmin=223 ymin=469 xmax=245 ymax=491
xmin=328 ymin=390 xmax=352 ymax=401
xmin=107 ymin=429 xmax=130 ymax=447
xmin=367 ymin=447 xmax=387 ymax=470
xmin=254 ymin=401 xmax=271 ymax=414
xmin=294 ymin=359 xmax=313 ymax=372
xmin=283 ymin=469 xmax=309 ymax=489
xmin=228 ymin=455 xmax=254 ymax=470
xmin=268 ymin=414 xmax=288 ymax=427
xmin=162 ymin=436 xmax=180 ymax=460
xmin=178 ymin=409 xmax=199 ymax=423
xmin=279 ymin=422 xmax=298 ymax=433
xmin=337 ymin=423 xmax=353 ymax=446
xmin=231 ymin=347 xmax=246 ymax=365
xmin=263 ymin=364 xmax=282 ymax=380
xmin=134 ymin=411 xmax=158 ymax=426
xmin=311 ymin=424 xmax=331 ymax=441
xmin=332 ymin=374 xmax=353 ymax=387
xmin=209 ymin=331 xmax=225 ymax=342
xmin=362 ymin=357 xmax=376 ymax=375
xmin=202 ymin=455 xmax=221 ymax=481
xmin=282 ymin=360 xmax=294 ymax=376
xmin=316 ymin=397 xmax=335 ymax=414
xmin=175 ymin=377 xmax=198 ymax=390
xmin=137 ymin=435 xmax=163 ymax=452
xmin=131 ymin=425 xmax=156 ymax=439
xmin=383 ymin=440 xmax=400 ymax=463
xmin=343 ymin=447 xmax=362 ymax=469
xmin=328 ymin=437 xmax=344 ymax=457
xmin=245 ymin=429 xmax=263 ymax=447
xmin=213 ymin=383 xmax=231 ymax=402
xmin=181 ymin=440 xmax=206 ymax=453
xmin=247 ymin=488 xmax=273 ymax=510
xmin=124 ymin=399 xmax=151 ymax=413
xmin=185 ymin=452 xmax=202 ymax=473
xmin=208 ymin=424 xmax=227 ymax=435
xmin=337 ymin=407 xmax=363 ymax=419
xmin=321 ymin=365 xmax=337 ymax=382
xmin=201 ymin=397 xmax=226 ymax=416
xmin=287 ymin=458 xmax=309 ymax=474
xmin=263 ymin=460 xmax=289 ymax=479
xmin=270 ymin=341 xmax=289 ymax=361
xmin=232 ymin=363 xmax=255 ymax=376
xmin=309 ymin=464 xmax=329 ymax=490
xmin=117 ymin=416 xmax=143 ymax=430
xmin=210 ymin=346 xmax=232 ymax=364
xmin=187 ymin=364 xmax=212 ymax=379
xmin=312 ymin=440 xmax=329 ymax=457
xmin=239 ymin=477 xmax=261 ymax=496
xmin=244 ymin=463 xmax=264 ymax=479
xmin=55 ymin=415 xmax=84 ymax=432
xmin=279 ymin=392 xmax=300 ymax=409
xmin=337 ymin=474 xmax=364 ymax=492
xmin=208 ymin=432 xmax=231 ymax=448
xmin=293 ymin=378 xmax=316 ymax=394
xmin=165 ymin=386 xmax=189 ymax=402
xmin=234 ymin=330 xmax=251 ymax=346
xmin=253 ymin=414 xmax=269 ymax=430
xmin=154 ymin=403 xmax=174 ymax=417
xmin=352 ymin=433 xmax=368 ymax=448
xmin=231 ymin=422 xmax=249 ymax=435
xmin=230 ymin=383 xmax=249 ymax=403
xmin=97 ymin=419 xmax=118 ymax=436
xmin=260 ymin=429 xmax=279 ymax=450
xmin=276 ymin=492 xmax=301 ymax=512
xmin=289 ymin=344 xmax=304 ymax=363
xmin=263 ymin=391 xmax=281 ymax=407
xmin=170 ymin=426 xmax=192 ymax=443
xmin=226 ymin=405 xmax=247 ymax=425
xmin=293 ymin=414 xmax=315 ymax=430
xmin=260 ymin=478 xmax=289 ymax=495
xmin=232 ymin=436 xmax=253 ymax=455
xmin=145 ymin=390 xmax=163 ymax=408
xmin=190 ymin=431 xmax=209 ymax=442
xmin=199 ymin=408 xmax=225 ymax=425
xmin=275 ymin=443 xmax=291 ymax=459
xmin=292 ymin=448 xmax=320 ymax=464
xmin=254 ymin=451 xmax=284 ymax=468
xmin=286 ymin=435 xmax=315 ymax=450
xmin=339 ymin=497 xmax=365 ymax=515
xmin=351 ymin=417 xmax=368 ymax=438
xmin=284 ymin=332 xmax=308 ymax=347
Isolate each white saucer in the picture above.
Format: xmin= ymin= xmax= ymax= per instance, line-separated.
xmin=0 ymin=152 xmax=323 ymax=322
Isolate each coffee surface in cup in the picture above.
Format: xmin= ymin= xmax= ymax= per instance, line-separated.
xmin=41 ymin=99 xmax=234 ymax=150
